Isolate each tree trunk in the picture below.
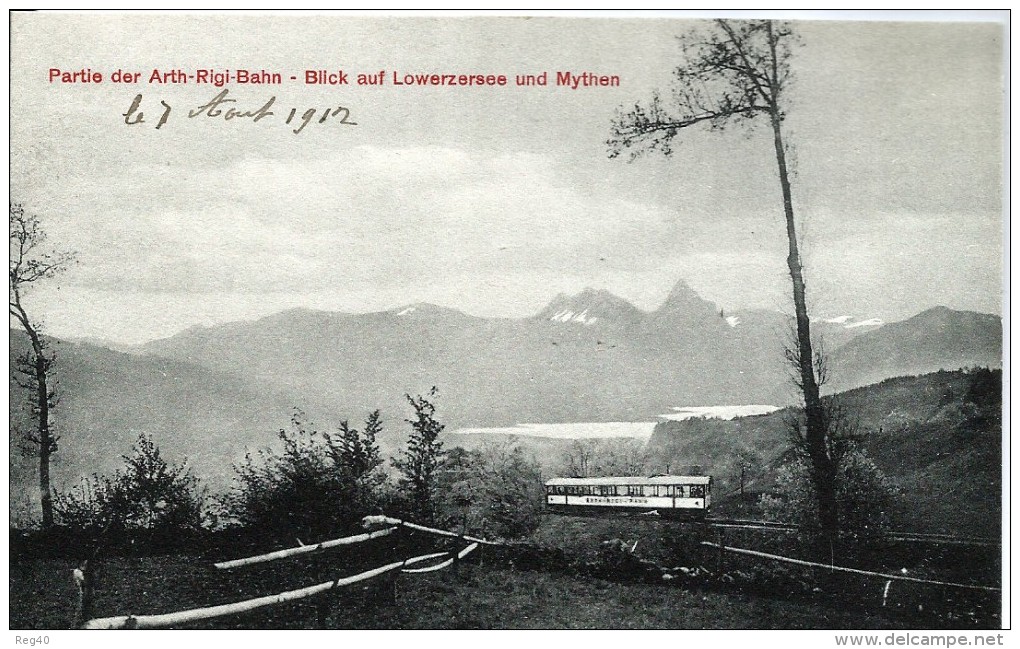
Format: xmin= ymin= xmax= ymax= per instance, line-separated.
xmin=32 ymin=332 xmax=54 ymax=529
xmin=768 ymin=109 xmax=838 ymax=539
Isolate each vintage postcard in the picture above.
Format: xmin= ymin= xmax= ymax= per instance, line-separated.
xmin=8 ymin=10 xmax=1007 ymax=637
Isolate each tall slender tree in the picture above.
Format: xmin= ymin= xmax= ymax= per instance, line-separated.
xmin=608 ymin=19 xmax=838 ymax=537
xmin=9 ymin=203 xmax=77 ymax=528
xmin=393 ymin=387 xmax=446 ymax=524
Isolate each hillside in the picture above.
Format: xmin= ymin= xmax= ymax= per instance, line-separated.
xmin=643 ymin=369 xmax=1002 ymax=536
xmin=9 ymin=333 xmax=306 ymax=523
xmin=828 ymin=307 xmax=1002 ymax=391
xmin=447 ymin=369 xmax=1002 ymax=537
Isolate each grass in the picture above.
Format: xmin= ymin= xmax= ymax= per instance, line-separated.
xmin=10 ymin=513 xmax=1000 ymax=630
xmin=10 ymin=553 xmax=904 ymax=630
xmin=329 ymin=564 xmax=903 ymax=630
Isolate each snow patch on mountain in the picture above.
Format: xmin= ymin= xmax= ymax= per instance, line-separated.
xmin=845 ymin=317 xmax=884 ymax=328
xmin=550 ymin=309 xmax=599 ymax=326
xmin=818 ymin=315 xmax=884 ymax=329
xmin=823 ymin=315 xmax=853 ymax=324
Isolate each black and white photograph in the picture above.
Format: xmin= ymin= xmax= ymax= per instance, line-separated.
xmin=8 ymin=10 xmax=1008 ymax=636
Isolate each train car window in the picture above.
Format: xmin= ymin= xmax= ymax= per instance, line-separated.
xmin=690 ymin=485 xmax=705 ymax=498
xmin=676 ymin=485 xmax=687 ymax=498
xmin=627 ymin=485 xmax=641 ymax=496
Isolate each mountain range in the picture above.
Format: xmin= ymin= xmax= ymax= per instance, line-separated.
xmin=9 ymin=280 xmax=1002 ymax=521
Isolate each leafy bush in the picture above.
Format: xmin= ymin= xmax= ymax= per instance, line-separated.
xmin=965 ymin=367 xmax=1001 ymax=410
xmin=438 ymin=442 xmax=545 ymax=539
xmin=222 ymin=409 xmax=385 ymax=542
xmin=758 ymin=444 xmax=898 ymax=541
xmin=53 ymin=434 xmax=205 ymax=542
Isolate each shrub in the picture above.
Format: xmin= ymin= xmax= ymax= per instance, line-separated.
xmin=221 ymin=409 xmax=385 ymax=542
xmin=53 ymin=434 xmax=206 ymax=544
xmin=438 ymin=442 xmax=545 ymax=540
xmin=758 ymin=444 xmax=898 ymax=541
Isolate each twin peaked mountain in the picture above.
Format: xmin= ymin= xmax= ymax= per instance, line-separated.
xmin=137 ymin=279 xmax=1001 ymax=431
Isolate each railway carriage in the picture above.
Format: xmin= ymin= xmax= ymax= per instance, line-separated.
xmin=545 ymin=475 xmax=712 ymax=519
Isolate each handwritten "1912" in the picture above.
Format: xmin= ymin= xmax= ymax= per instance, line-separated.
xmin=122 ymin=88 xmax=357 ymax=134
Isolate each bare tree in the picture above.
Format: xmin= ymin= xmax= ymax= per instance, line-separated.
xmin=609 ymin=20 xmax=838 ymax=537
xmin=561 ymin=439 xmax=597 ymax=477
xmin=733 ymin=447 xmax=761 ymax=501
xmin=9 ymin=203 xmax=76 ymax=528
xmin=598 ymin=438 xmax=648 ymax=476
xmin=561 ymin=438 xmax=647 ymax=478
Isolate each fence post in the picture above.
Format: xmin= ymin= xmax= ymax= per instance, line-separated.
xmin=315 ymin=596 xmax=328 ymax=628
xmin=73 ymin=559 xmax=95 ymax=629
xmin=451 ymin=537 xmax=462 ymax=581
xmin=387 ymin=572 xmax=399 ymax=606
xmin=715 ymin=528 xmax=725 ymax=576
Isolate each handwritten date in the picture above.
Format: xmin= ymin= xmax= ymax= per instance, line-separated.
xmin=122 ymin=88 xmax=357 ymax=134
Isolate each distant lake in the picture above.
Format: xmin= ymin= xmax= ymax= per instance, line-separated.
xmin=659 ymin=404 xmax=781 ymax=422
xmin=454 ymin=422 xmax=659 ymax=440
xmin=454 ymin=405 xmax=781 ymax=440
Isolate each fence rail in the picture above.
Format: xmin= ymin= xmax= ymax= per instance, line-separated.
xmin=214 ymin=526 xmax=398 ymax=570
xmin=401 ymin=543 xmax=479 ymax=574
xmin=705 ymin=519 xmax=1000 ymax=547
xmin=81 ymin=515 xmax=498 ymax=629
xmin=701 ymin=541 xmax=1001 ymax=593
xmin=362 ymin=515 xmax=503 ymax=546
xmin=84 ymin=550 xmax=450 ymax=629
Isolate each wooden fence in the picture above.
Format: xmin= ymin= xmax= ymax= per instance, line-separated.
xmin=80 ymin=516 xmax=498 ymax=630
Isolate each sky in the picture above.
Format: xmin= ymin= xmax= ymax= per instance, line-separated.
xmin=9 ymin=12 xmax=1006 ymax=344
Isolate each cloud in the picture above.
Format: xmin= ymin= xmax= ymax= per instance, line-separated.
xmin=35 ymin=145 xmax=678 ymax=295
